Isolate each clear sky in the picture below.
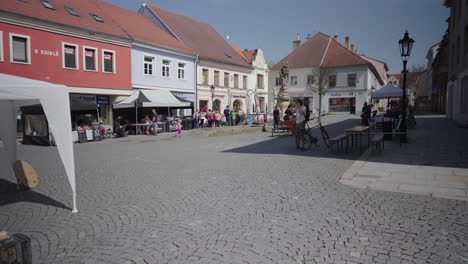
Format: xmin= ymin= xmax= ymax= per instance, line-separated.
xmin=106 ymin=0 xmax=449 ymax=73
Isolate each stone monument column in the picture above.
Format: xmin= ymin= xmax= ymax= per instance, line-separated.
xmin=276 ymin=62 xmax=290 ymax=119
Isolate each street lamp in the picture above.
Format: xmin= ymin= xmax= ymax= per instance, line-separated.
xmin=210 ymin=84 xmax=215 ymax=110
xmin=398 ymin=30 xmax=414 ymax=143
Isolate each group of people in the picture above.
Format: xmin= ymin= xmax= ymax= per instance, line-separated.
xmin=193 ymin=105 xmax=245 ymax=128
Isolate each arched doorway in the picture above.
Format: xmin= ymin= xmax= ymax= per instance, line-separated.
xmin=213 ymin=99 xmax=221 ymax=112
xmin=233 ymin=99 xmax=242 ymax=111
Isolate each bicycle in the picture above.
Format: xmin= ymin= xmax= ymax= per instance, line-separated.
xmin=301 ymin=118 xmax=330 ymax=150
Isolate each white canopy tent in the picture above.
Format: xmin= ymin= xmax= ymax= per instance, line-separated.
xmin=0 ymin=73 xmax=77 ymax=213
xmin=114 ymin=89 xmax=191 ymax=108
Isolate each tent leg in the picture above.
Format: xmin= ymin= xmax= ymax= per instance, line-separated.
xmin=72 ymin=193 xmax=78 ymax=213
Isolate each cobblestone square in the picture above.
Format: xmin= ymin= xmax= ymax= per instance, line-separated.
xmin=1 ymin=117 xmax=467 ymax=264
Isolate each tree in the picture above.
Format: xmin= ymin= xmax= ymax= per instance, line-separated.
xmin=307 ymin=67 xmax=334 ymax=123
xmin=410 ymin=64 xmax=426 ymax=73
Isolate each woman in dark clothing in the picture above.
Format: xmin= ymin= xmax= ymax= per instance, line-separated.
xmin=361 ymin=102 xmax=370 ymax=126
xmin=273 ymin=106 xmax=280 ymax=129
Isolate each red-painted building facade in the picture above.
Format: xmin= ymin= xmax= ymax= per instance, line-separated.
xmin=0 ymin=0 xmax=132 ymax=129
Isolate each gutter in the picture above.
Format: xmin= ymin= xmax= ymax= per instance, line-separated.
xmin=195 ymin=55 xmax=200 ymax=111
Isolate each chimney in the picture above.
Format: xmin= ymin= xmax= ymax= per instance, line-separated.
xmin=345 ymin=36 xmax=350 ymax=50
xmin=333 ymin=35 xmax=338 ymax=41
xmin=306 ymin=34 xmax=312 ymax=39
xmin=292 ymin=33 xmax=301 ymax=49
xmin=350 ymin=44 xmax=355 ymax=53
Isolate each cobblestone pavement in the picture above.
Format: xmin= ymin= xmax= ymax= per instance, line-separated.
xmin=1 ymin=116 xmax=467 ymax=264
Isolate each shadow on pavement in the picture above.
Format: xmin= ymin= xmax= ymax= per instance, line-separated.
xmin=0 ymin=179 xmax=71 ymax=210
xmin=224 ymin=115 xmax=468 ymax=169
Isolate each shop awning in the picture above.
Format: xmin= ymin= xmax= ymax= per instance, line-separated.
xmin=114 ymin=89 xmax=191 ymax=108
xmin=370 ymin=83 xmax=403 ymax=99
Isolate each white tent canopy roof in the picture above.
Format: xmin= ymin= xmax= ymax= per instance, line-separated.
xmin=0 ymin=73 xmax=77 ymax=213
xmin=114 ymin=89 xmax=191 ymax=108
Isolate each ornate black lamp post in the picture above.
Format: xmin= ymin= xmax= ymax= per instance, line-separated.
xmin=210 ymin=84 xmax=215 ymax=110
xmin=398 ymin=30 xmax=414 ymax=143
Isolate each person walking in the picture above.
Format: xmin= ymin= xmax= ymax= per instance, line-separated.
xmin=231 ymin=110 xmax=237 ymax=126
xmin=361 ymin=102 xmax=370 ymax=126
xmin=151 ymin=109 xmax=158 ymax=135
xmin=176 ymin=119 xmax=182 ymax=138
xmin=224 ymin=105 xmax=231 ymax=126
xmin=215 ymin=111 xmax=221 ymax=127
xmin=273 ymin=106 xmax=280 ymax=129
xmin=295 ymin=99 xmax=306 ymax=150
xmin=193 ymin=109 xmax=199 ymax=129
xmin=208 ymin=109 xmax=214 ymax=127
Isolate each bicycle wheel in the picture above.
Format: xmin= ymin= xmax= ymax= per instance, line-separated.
xmin=303 ymin=131 xmax=312 ymax=150
xmin=320 ymin=126 xmax=330 ymax=148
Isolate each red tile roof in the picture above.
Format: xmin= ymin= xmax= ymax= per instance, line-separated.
xmin=271 ymin=32 xmax=330 ymax=70
xmin=230 ymin=44 xmax=256 ymax=64
xmin=0 ymin=0 xmax=130 ymax=40
xmin=146 ymin=3 xmax=251 ymax=68
xmin=321 ymin=38 xmax=369 ymax=67
xmin=388 ymin=73 xmax=402 ymax=80
xmin=98 ymin=2 xmax=193 ymax=54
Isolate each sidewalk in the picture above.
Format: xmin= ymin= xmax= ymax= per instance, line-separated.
xmin=340 ymin=115 xmax=468 ymax=201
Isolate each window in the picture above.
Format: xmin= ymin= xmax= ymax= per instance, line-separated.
xmin=62 ymin=43 xmax=78 ymax=69
xmin=10 ymin=34 xmax=30 ymax=64
xmin=224 ymin=72 xmax=229 ymax=87
xmin=41 ymin=0 xmax=55 ymax=9
xmin=234 ymin=74 xmax=239 ymax=88
xmin=202 ymin=68 xmax=209 ymax=84
xmin=178 ymin=63 xmax=185 ymax=80
xmin=290 ymin=76 xmax=297 ymax=85
xmin=214 ymin=71 xmax=220 ymax=86
xmin=243 ymin=76 xmax=247 ymax=89
xmin=329 ymin=75 xmax=336 ymax=87
xmin=307 ymin=75 xmax=314 ymax=85
xmin=275 ymin=77 xmax=282 ymax=86
xmin=91 ymin=14 xmax=104 ymax=23
xmin=102 ymin=50 xmax=115 ymax=73
xmin=144 ymin=56 xmax=154 ymax=76
xmin=65 ymin=6 xmax=79 ymax=16
xmin=0 ymin=31 xmax=3 ymax=61
xmin=348 ymin=73 xmax=357 ymax=87
xmin=83 ymin=47 xmax=97 ymax=71
xmin=257 ymin=74 xmax=264 ymax=89
xmin=18 ymin=0 xmax=29 ymax=3
xmin=162 ymin=59 xmax=170 ymax=78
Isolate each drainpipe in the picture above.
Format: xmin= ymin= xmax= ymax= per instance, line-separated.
xmin=195 ymin=55 xmax=199 ymax=112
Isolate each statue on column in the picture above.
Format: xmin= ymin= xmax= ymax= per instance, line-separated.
xmin=276 ymin=62 xmax=290 ymax=120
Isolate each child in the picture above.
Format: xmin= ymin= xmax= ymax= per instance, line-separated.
xmin=176 ymin=119 xmax=183 ymax=138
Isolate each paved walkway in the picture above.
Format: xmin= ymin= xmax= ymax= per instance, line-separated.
xmin=1 ymin=115 xmax=467 ymax=264
xmin=341 ymin=115 xmax=468 ymax=201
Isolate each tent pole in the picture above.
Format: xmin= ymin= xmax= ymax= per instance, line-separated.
xmin=72 ymin=193 xmax=78 ymax=213
xmin=135 ymin=102 xmax=138 ymax=124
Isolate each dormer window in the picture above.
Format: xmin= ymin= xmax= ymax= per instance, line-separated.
xmin=91 ymin=14 xmax=104 ymax=23
xmin=17 ymin=0 xmax=29 ymax=3
xmin=41 ymin=0 xmax=55 ymax=10
xmin=225 ymin=53 xmax=232 ymax=58
xmin=66 ymin=7 xmax=79 ymax=17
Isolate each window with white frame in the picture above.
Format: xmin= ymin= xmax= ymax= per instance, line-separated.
xmin=162 ymin=59 xmax=171 ymax=78
xmin=178 ymin=62 xmax=185 ymax=80
xmin=202 ymin=68 xmax=209 ymax=84
xmin=224 ymin=72 xmax=229 ymax=87
xmin=62 ymin=43 xmax=78 ymax=69
xmin=144 ymin=56 xmax=154 ymax=76
xmin=290 ymin=76 xmax=297 ymax=85
xmin=348 ymin=73 xmax=357 ymax=87
xmin=243 ymin=76 xmax=247 ymax=89
xmin=214 ymin=70 xmax=220 ymax=85
xmin=257 ymin=74 xmax=264 ymax=89
xmin=234 ymin=74 xmax=239 ymax=88
xmin=307 ymin=75 xmax=314 ymax=85
xmin=102 ymin=50 xmax=115 ymax=73
xmin=0 ymin=31 xmax=3 ymax=61
xmin=10 ymin=33 xmax=30 ymax=64
xmin=83 ymin=47 xmax=97 ymax=71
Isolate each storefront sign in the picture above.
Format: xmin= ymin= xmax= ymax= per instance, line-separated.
xmin=70 ymin=94 xmax=97 ymax=111
xmin=233 ymin=95 xmax=246 ymax=99
xmin=34 ymin=49 xmax=59 ymax=57
xmin=171 ymin=92 xmax=195 ymax=102
xmin=214 ymin=94 xmax=225 ymax=98
xmin=96 ymin=95 xmax=109 ymax=106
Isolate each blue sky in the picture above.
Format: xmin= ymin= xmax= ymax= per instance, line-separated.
xmin=107 ymin=0 xmax=449 ymax=73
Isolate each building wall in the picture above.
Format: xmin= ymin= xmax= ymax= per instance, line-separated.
xmin=196 ymin=60 xmax=251 ymax=113
xmin=0 ymin=22 xmax=131 ymax=90
xmin=447 ymin=0 xmax=468 ymax=125
xmin=251 ymin=49 xmax=269 ymax=112
xmin=269 ymin=65 xmax=374 ymax=114
xmin=131 ymin=45 xmax=195 ymax=92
